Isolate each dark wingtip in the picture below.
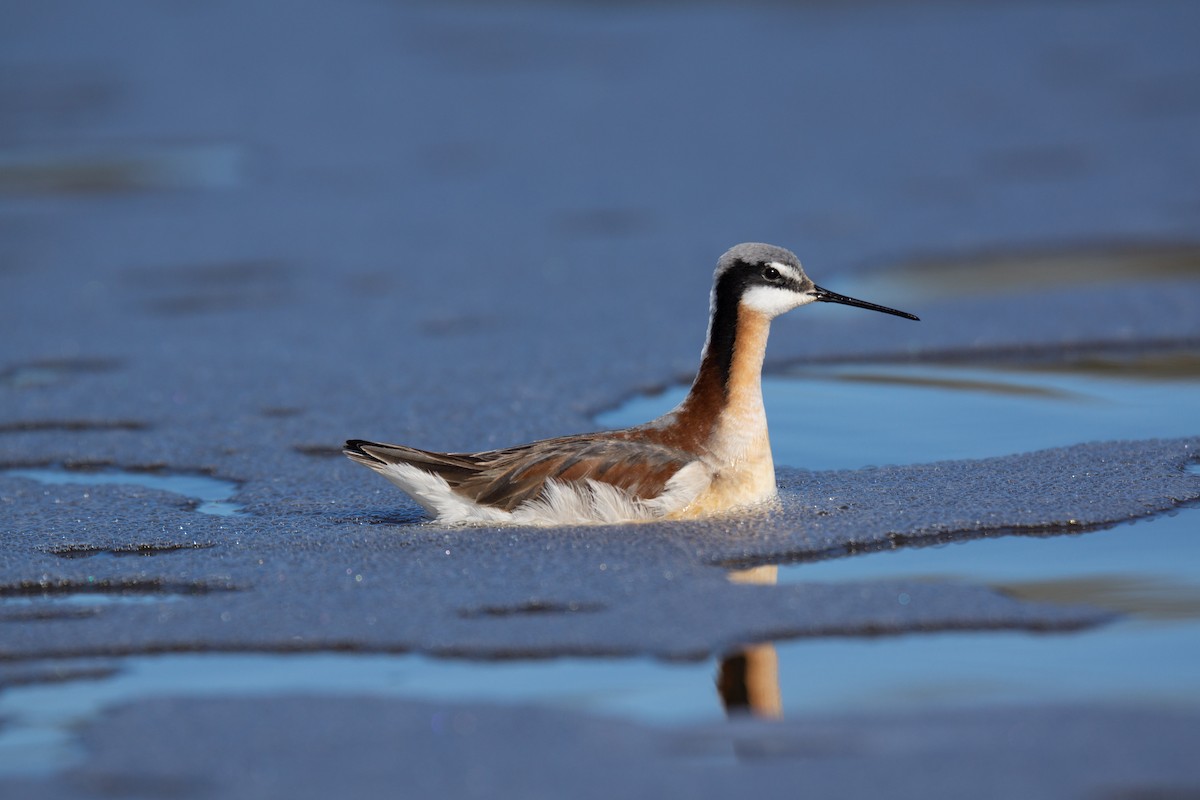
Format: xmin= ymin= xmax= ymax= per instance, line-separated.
xmin=343 ymin=439 xmax=382 ymax=462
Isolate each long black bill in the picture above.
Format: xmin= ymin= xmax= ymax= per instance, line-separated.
xmin=809 ymin=285 xmax=919 ymax=321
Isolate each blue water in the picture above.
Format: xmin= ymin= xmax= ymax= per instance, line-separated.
xmin=2 ymin=594 xmax=181 ymax=607
xmin=769 ymin=502 xmax=1200 ymax=705
xmin=1 ymin=363 xmax=1198 ymax=774
xmin=0 ymin=652 xmax=715 ymax=773
xmin=599 ymin=363 xmax=1200 ymax=469
xmin=599 ymin=362 xmax=1200 ymax=713
xmin=781 ymin=491 xmax=1200 ymax=598
xmin=3 ymin=468 xmax=244 ymax=516
xmin=3 ymin=510 xmax=1197 ymax=772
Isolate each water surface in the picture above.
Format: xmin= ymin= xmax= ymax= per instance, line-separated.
xmin=2 ymin=359 xmax=1197 ymax=774
xmin=4 ymin=468 xmax=244 ymax=516
xmin=600 ymin=358 xmax=1200 ymax=469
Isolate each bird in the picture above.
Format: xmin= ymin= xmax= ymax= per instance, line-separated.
xmin=345 ymin=242 xmax=918 ymax=525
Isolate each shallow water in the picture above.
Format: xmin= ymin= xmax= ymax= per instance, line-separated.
xmin=599 ymin=358 xmax=1200 ymax=470
xmin=780 ymin=489 xmax=1200 ymax=607
xmin=1 ymin=360 xmax=1197 ymax=774
xmin=3 ymin=468 xmax=244 ymax=516
xmin=768 ymin=500 xmax=1200 ymax=705
xmin=1 ymin=593 xmax=182 ymax=607
xmin=2 ymin=502 xmax=1197 ymax=772
xmin=0 ymin=652 xmax=714 ymax=773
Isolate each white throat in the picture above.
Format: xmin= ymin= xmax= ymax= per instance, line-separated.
xmin=740 ymin=286 xmax=812 ymax=318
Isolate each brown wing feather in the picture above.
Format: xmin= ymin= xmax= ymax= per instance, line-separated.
xmin=456 ymin=437 xmax=696 ymax=511
xmin=344 ymin=436 xmax=696 ymax=513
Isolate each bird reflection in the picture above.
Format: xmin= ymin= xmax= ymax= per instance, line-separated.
xmin=717 ymin=565 xmax=783 ymax=719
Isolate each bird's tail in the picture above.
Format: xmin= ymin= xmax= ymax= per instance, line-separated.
xmin=343 ymin=439 xmax=482 ymax=484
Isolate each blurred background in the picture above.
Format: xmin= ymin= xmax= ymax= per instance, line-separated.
xmin=4 ymin=1 xmax=1198 ymax=352
xmin=5 ymin=1 xmax=1199 ymax=452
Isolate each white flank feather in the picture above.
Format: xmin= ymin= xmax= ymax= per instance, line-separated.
xmin=373 ymin=458 xmax=713 ymax=526
xmin=377 ymin=463 xmax=511 ymax=525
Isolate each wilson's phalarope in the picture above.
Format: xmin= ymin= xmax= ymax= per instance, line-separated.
xmin=345 ymin=243 xmax=918 ymax=525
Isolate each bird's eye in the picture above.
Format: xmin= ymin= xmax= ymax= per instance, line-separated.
xmin=762 ymin=265 xmax=781 ymax=282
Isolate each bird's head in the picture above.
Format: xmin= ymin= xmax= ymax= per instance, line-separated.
xmin=715 ymin=243 xmax=918 ymax=322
